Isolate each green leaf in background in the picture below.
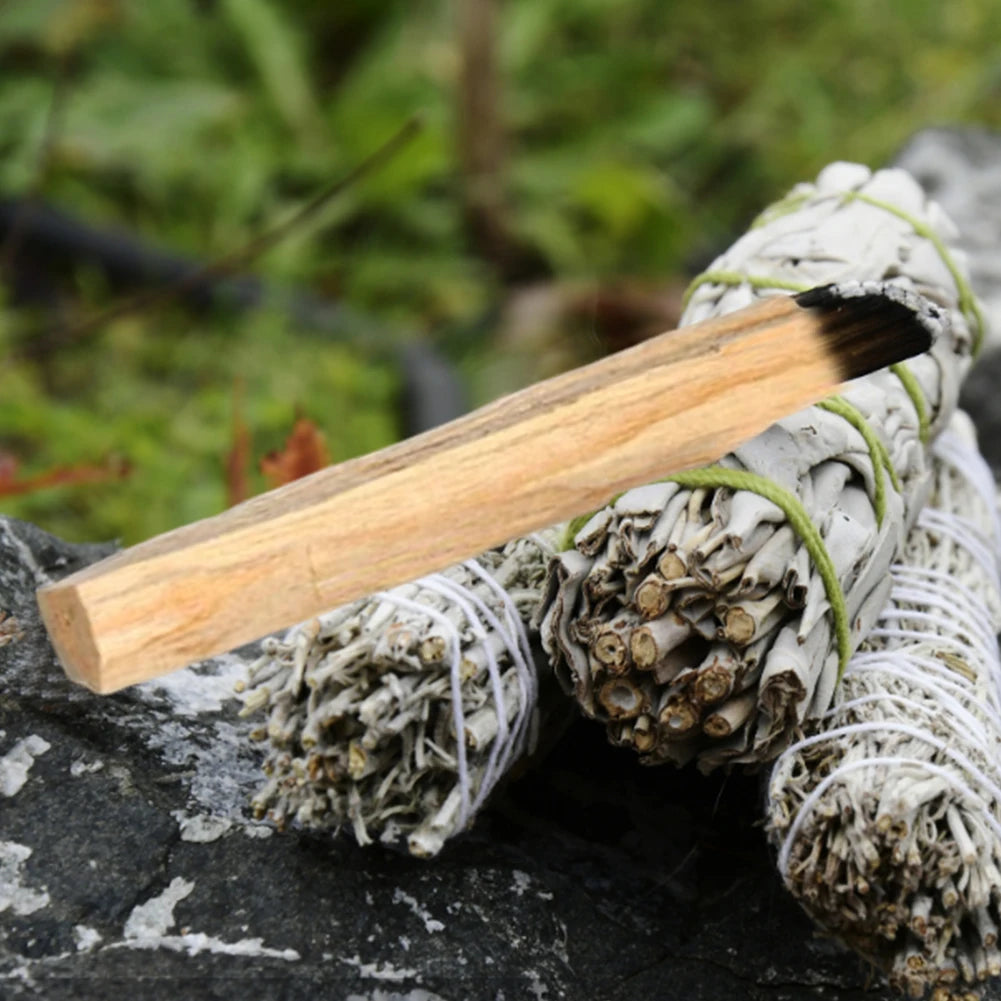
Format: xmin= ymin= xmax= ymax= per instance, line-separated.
xmin=4 ymin=0 xmax=1001 ymax=545
xmin=0 ymin=0 xmax=118 ymax=54
xmin=221 ymin=0 xmax=326 ymax=145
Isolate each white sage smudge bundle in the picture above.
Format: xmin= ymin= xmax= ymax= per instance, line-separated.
xmin=766 ymin=411 xmax=1001 ymax=999
xmin=540 ymin=161 xmax=985 ymax=768
xmin=242 ymin=532 xmax=560 ymax=858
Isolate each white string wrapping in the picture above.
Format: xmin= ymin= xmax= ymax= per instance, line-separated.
xmin=243 ymin=533 xmax=556 ymax=857
xmin=766 ymin=410 xmax=1001 ymax=997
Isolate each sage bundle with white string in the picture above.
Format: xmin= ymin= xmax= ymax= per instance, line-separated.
xmin=766 ymin=411 xmax=1001 ymax=998
xmin=241 ymin=532 xmax=560 ymax=857
xmin=539 ymin=161 xmax=985 ymax=768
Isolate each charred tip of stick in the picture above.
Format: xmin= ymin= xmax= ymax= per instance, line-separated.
xmin=794 ymin=281 xmax=940 ymax=380
xmin=703 ymin=691 xmax=756 ymax=740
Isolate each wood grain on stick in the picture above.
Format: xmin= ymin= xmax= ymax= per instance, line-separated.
xmin=36 ymin=289 xmax=932 ymax=693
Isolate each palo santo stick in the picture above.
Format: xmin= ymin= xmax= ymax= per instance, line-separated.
xmin=37 ymin=282 xmax=940 ymax=693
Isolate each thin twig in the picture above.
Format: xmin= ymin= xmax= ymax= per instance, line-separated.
xmin=20 ymin=113 xmax=424 ymax=358
xmin=0 ymin=56 xmax=70 ymax=277
xmin=456 ymin=0 xmax=509 ymax=271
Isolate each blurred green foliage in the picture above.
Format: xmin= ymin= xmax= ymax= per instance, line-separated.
xmin=2 ymin=0 xmax=1001 ymax=543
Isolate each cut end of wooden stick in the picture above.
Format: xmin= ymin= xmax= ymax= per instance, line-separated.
xmin=37 ymin=570 xmax=252 ymax=693
xmin=36 ymin=585 xmax=105 ymax=693
xmin=794 ymin=280 xmax=942 ymax=381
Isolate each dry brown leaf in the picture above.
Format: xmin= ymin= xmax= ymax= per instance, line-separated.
xmin=0 ymin=451 xmax=130 ymax=498
xmin=260 ymin=417 xmax=330 ymax=489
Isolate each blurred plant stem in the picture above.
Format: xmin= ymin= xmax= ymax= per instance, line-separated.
xmin=20 ymin=115 xmax=424 ymax=361
xmin=457 ymin=0 xmax=507 ymax=270
xmin=456 ymin=0 xmax=541 ymax=281
xmin=0 ymin=55 xmax=69 ymax=278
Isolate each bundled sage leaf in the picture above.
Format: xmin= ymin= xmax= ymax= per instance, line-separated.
xmin=766 ymin=411 xmax=1001 ymax=998
xmin=540 ymin=162 xmax=985 ymax=767
xmin=242 ymin=532 xmax=561 ymax=857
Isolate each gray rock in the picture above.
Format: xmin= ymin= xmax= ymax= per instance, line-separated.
xmin=0 ymin=513 xmax=913 ymax=1000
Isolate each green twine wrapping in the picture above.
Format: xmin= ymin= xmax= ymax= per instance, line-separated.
xmin=680 ymin=270 xmax=809 ymax=312
xmin=889 ymin=361 xmax=930 ymax=444
xmin=666 ymin=466 xmax=853 ymax=678
xmin=816 ymin=396 xmax=901 ymax=526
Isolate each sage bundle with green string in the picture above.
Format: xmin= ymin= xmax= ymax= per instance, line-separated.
xmin=767 ymin=411 xmax=1001 ymax=998
xmin=241 ymin=531 xmax=563 ymax=857
xmin=539 ymin=161 xmax=984 ymax=768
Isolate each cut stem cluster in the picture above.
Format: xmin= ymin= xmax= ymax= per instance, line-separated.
xmin=540 ymin=162 xmax=979 ymax=768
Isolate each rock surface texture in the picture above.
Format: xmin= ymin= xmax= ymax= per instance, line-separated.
xmin=0 ymin=511 xmax=889 ymax=1000
xmin=5 ymin=128 xmax=1001 ymax=1000
xmin=0 ymin=508 xmax=892 ymax=1001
